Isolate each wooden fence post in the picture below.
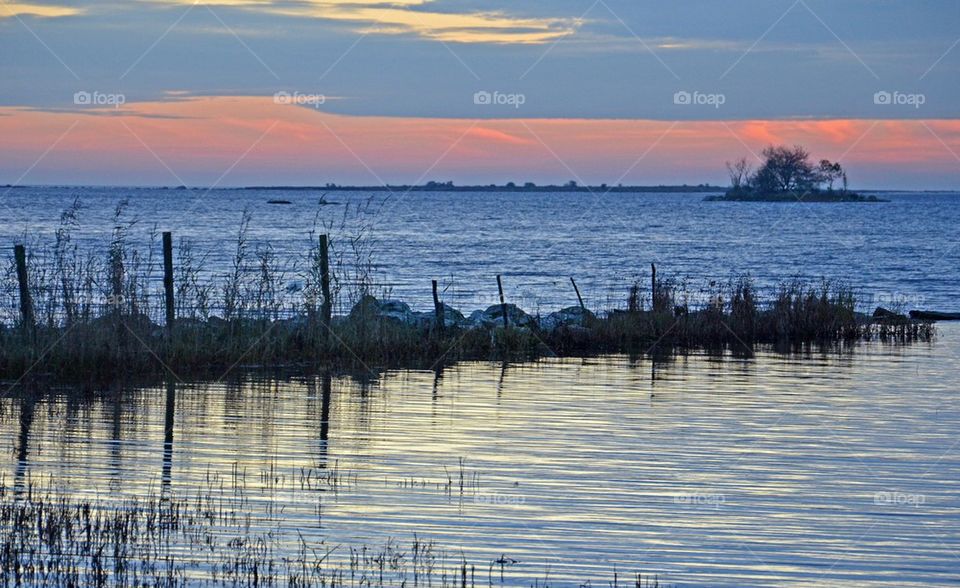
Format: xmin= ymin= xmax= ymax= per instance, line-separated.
xmin=319 ymin=235 xmax=332 ymax=332
xmin=570 ymin=277 xmax=586 ymax=312
xmin=13 ymin=244 xmax=33 ymax=329
xmin=162 ymin=232 xmax=175 ymax=333
xmin=432 ymin=279 xmax=444 ymax=334
xmin=651 ymin=263 xmax=657 ymax=310
xmin=496 ymin=275 xmax=508 ymax=329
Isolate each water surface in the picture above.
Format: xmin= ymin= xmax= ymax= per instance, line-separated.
xmin=3 ymin=325 xmax=958 ymax=586
xmin=1 ymin=188 xmax=957 ymax=314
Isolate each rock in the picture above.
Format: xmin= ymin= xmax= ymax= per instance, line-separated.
xmin=466 ymin=310 xmax=484 ymax=326
xmin=439 ymin=304 xmax=466 ymax=328
xmin=207 ymin=316 xmax=229 ymax=330
xmin=873 ymin=307 xmax=906 ymax=320
xmin=173 ymin=317 xmax=206 ymax=330
xmin=557 ymin=324 xmax=593 ymax=345
xmin=204 ymin=316 xmax=269 ymax=331
xmin=467 ymin=304 xmax=536 ymax=329
xmin=412 ymin=305 xmax=466 ymax=329
xmin=349 ymin=295 xmax=418 ymax=326
xmin=88 ymin=312 xmax=158 ymax=333
xmin=274 ymin=316 xmax=308 ymax=332
xmin=539 ymin=306 xmax=595 ymax=332
xmin=909 ymin=310 xmax=960 ymax=321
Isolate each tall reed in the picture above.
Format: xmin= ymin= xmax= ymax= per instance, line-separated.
xmin=0 ymin=200 xmax=934 ymax=382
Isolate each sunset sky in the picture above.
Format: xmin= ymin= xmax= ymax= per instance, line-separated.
xmin=1 ymin=0 xmax=958 ymax=188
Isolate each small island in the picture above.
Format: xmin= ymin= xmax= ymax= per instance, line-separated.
xmin=706 ymin=144 xmax=885 ymax=202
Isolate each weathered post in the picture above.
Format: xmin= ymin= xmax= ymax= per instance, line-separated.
xmin=162 ymin=232 xmax=175 ymax=333
xmin=570 ymin=277 xmax=586 ymax=312
xmin=651 ymin=263 xmax=657 ymax=310
xmin=319 ymin=234 xmax=332 ymax=333
xmin=496 ymin=274 xmax=508 ymax=329
xmin=13 ymin=244 xmax=33 ymax=329
xmin=432 ymin=279 xmax=444 ymax=335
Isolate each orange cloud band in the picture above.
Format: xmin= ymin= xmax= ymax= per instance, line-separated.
xmin=1 ymin=96 xmax=957 ymax=187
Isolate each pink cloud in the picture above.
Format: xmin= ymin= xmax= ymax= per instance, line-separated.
xmin=0 ymin=97 xmax=957 ymax=188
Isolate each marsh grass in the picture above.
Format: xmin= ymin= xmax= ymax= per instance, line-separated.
xmin=542 ymin=275 xmax=931 ymax=356
xmin=0 ymin=203 xmax=934 ymax=382
xmin=0 ymin=473 xmax=670 ymax=588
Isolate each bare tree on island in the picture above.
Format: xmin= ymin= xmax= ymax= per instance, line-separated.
xmin=726 ymin=158 xmax=752 ymax=190
xmin=717 ymin=145 xmax=880 ymax=202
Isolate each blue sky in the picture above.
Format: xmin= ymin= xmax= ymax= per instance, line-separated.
xmin=2 ymin=0 xmax=957 ymax=118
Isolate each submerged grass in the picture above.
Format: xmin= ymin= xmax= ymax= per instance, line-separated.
xmin=0 ymin=202 xmax=934 ymax=382
xmin=0 ymin=474 xmax=671 ymax=588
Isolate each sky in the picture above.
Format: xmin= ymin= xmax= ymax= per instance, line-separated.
xmin=1 ymin=0 xmax=958 ymax=188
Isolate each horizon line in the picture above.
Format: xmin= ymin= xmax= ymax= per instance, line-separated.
xmin=3 ymin=183 xmax=958 ymax=193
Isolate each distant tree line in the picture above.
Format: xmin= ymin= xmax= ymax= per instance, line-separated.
xmin=246 ymin=181 xmax=725 ymax=193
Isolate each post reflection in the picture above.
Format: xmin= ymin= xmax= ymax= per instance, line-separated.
xmin=161 ymin=378 xmax=176 ymax=499
xmin=319 ymin=372 xmax=332 ymax=467
xmin=13 ymin=392 xmax=36 ymax=498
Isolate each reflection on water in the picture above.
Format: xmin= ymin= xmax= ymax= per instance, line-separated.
xmin=2 ymin=327 xmax=959 ymax=587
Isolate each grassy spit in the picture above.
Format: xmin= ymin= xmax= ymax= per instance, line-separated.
xmin=0 ymin=201 xmax=933 ymax=382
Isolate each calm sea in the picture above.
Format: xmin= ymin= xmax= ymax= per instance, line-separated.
xmin=1 ymin=187 xmax=957 ymax=314
xmin=1 ymin=187 xmax=958 ymax=585
xmin=2 ymin=330 xmax=958 ymax=586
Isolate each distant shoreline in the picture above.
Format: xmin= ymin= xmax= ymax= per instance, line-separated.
xmin=0 ymin=183 xmax=724 ymax=193
xmin=244 ymin=184 xmax=727 ymax=193
xmin=2 ymin=184 xmax=957 ymax=194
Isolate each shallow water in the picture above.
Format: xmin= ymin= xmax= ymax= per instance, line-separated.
xmin=2 ymin=325 xmax=958 ymax=586
xmin=1 ymin=187 xmax=958 ymax=315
